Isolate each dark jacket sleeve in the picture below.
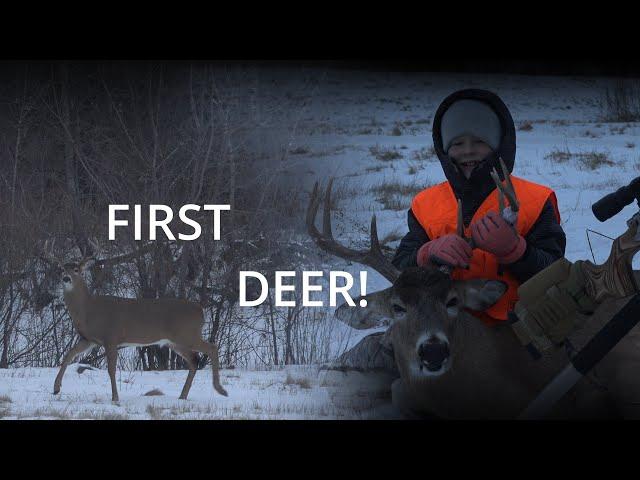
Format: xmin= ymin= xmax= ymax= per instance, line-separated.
xmin=392 ymin=208 xmax=430 ymax=270
xmin=506 ymin=199 xmax=566 ymax=283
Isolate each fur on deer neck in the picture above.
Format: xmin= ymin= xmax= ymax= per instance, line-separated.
xmin=63 ymin=279 xmax=91 ymax=336
xmin=396 ymin=314 xmax=524 ymax=417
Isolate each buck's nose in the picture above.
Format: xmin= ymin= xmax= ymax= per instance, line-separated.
xmin=418 ymin=336 xmax=450 ymax=371
xmin=62 ymin=276 xmax=71 ymax=283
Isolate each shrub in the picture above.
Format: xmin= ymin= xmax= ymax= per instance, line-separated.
xmin=390 ymin=125 xmax=403 ymax=136
xmin=518 ymin=121 xmax=533 ymax=131
xmin=289 ymin=146 xmax=310 ymax=155
xmin=600 ymin=80 xmax=640 ymax=122
xmin=575 ymin=151 xmax=615 ymax=170
xmin=412 ymin=146 xmax=437 ymax=161
xmin=284 ymin=373 xmax=311 ymax=389
xmin=545 ymin=147 xmax=572 ymax=163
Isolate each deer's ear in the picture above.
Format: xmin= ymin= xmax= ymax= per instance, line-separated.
xmin=458 ymin=280 xmax=508 ymax=311
xmin=334 ymin=287 xmax=394 ymax=329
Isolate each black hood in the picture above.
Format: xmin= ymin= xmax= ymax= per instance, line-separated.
xmin=432 ymin=89 xmax=516 ymax=225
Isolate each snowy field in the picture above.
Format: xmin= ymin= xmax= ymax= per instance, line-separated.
xmin=0 ymin=363 xmax=398 ymax=420
xmin=2 ymin=68 xmax=639 ymax=419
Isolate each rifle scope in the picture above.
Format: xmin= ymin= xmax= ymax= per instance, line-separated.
xmin=592 ymin=176 xmax=640 ymax=222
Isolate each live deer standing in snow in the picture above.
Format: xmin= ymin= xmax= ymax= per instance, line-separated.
xmin=45 ymin=239 xmax=227 ymax=402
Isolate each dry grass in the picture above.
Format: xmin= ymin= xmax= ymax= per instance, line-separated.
xmin=583 ymin=130 xmax=600 ymax=138
xmin=575 ymin=151 xmax=615 ymax=170
xmin=407 ymin=165 xmax=419 ymax=175
xmin=146 ymin=404 xmax=164 ymax=420
xmin=518 ymin=121 xmax=533 ymax=131
xmin=370 ymin=179 xmax=426 ymax=211
xmin=600 ymin=80 xmax=640 ymax=122
xmin=284 ymin=373 xmax=312 ymax=389
xmin=545 ymin=147 xmax=572 ymax=163
xmin=380 ymin=231 xmax=404 ymax=246
xmin=369 ymin=145 xmax=403 ymax=162
xmin=412 ymin=146 xmax=437 ymax=161
xmin=365 ymin=164 xmax=385 ymax=173
xmin=99 ymin=413 xmax=129 ymax=420
xmin=289 ymin=146 xmax=310 ymax=155
xmin=0 ymin=395 xmax=10 ymax=419
xmin=610 ymin=125 xmax=629 ymax=135
xmin=546 ymin=147 xmax=615 ymax=170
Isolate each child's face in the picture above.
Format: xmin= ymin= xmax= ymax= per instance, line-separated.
xmin=447 ymin=135 xmax=493 ymax=179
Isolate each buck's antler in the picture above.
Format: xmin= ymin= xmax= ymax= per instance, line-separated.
xmin=306 ymin=179 xmax=400 ymax=284
xmin=77 ymin=236 xmax=101 ymax=271
xmin=43 ymin=239 xmax=64 ymax=268
xmin=490 ymin=157 xmax=519 ymax=226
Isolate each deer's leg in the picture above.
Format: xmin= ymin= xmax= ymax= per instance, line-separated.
xmin=191 ymin=339 xmax=228 ymax=397
xmin=53 ymin=338 xmax=94 ymax=395
xmin=171 ymin=345 xmax=199 ymax=400
xmin=105 ymin=344 xmax=119 ymax=403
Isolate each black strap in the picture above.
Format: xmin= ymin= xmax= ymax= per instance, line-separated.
xmin=571 ymin=294 xmax=640 ymax=375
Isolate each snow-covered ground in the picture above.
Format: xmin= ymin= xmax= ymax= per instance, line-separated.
xmin=2 ymin=68 xmax=639 ymax=419
xmin=0 ymin=363 xmax=398 ymax=419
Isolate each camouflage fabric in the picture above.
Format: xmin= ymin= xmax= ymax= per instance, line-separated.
xmin=512 ymin=258 xmax=598 ymax=352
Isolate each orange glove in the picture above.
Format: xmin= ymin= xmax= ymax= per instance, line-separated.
xmin=417 ymin=234 xmax=472 ymax=269
xmin=471 ymin=211 xmax=526 ymax=264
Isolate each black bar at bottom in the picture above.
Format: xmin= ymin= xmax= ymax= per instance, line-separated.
xmin=572 ymin=294 xmax=640 ymax=375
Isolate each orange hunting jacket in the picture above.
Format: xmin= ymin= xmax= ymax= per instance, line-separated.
xmin=411 ymin=176 xmax=560 ymax=325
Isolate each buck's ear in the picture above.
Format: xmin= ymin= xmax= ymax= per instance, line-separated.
xmin=334 ymin=287 xmax=394 ymax=329
xmin=457 ymin=279 xmax=508 ymax=311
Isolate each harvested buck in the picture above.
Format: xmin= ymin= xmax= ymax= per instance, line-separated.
xmin=307 ymin=176 xmax=640 ymax=419
xmin=44 ymin=239 xmax=227 ymax=402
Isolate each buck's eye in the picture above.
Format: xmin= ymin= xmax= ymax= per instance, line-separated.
xmin=392 ymin=304 xmax=406 ymax=314
xmin=74 ymin=268 xmax=79 ymax=273
xmin=446 ymin=298 xmax=459 ymax=308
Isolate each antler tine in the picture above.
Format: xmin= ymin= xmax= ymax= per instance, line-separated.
xmin=490 ymin=167 xmax=507 ymax=215
xmin=76 ymin=237 xmax=100 ymax=271
xmin=87 ymin=236 xmax=102 ymax=261
xmin=306 ymin=181 xmax=322 ymax=235
xmin=322 ymin=178 xmax=334 ymax=239
xmin=43 ymin=238 xmax=63 ymax=267
xmin=306 ymin=178 xmax=400 ymax=284
xmin=456 ymin=198 xmax=464 ymax=238
xmin=498 ymin=157 xmax=519 ymax=213
xmin=370 ymin=214 xmax=380 ymax=250
xmin=498 ymin=183 xmax=506 ymax=214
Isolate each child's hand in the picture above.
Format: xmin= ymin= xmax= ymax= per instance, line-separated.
xmin=471 ymin=211 xmax=526 ymax=264
xmin=417 ymin=234 xmax=472 ymax=269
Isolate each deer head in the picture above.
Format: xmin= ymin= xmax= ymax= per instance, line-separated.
xmin=44 ymin=238 xmax=100 ymax=296
xmin=307 ymin=180 xmax=507 ymax=381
